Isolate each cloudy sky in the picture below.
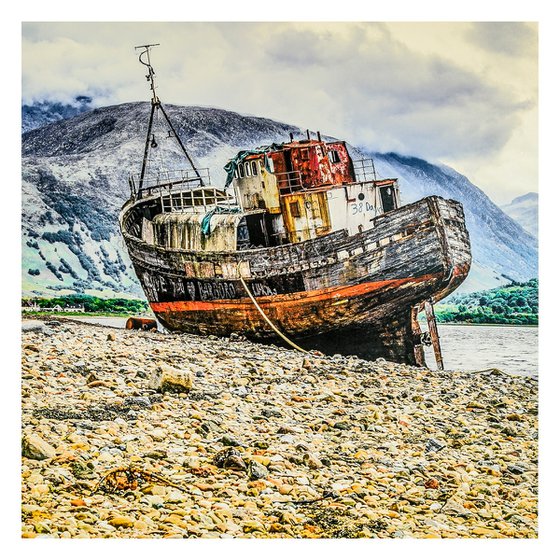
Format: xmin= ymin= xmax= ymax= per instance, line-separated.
xmin=21 ymin=19 xmax=537 ymax=205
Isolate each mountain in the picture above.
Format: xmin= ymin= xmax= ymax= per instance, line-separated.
xmin=500 ymin=192 xmax=538 ymax=238
xmin=22 ymin=96 xmax=93 ymax=133
xmin=21 ymin=102 xmax=538 ymax=298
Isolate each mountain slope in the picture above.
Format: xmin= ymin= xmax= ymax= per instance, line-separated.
xmin=21 ymin=102 xmax=537 ymax=297
xmin=500 ymin=192 xmax=538 ymax=238
xmin=22 ymin=97 xmax=93 ymax=133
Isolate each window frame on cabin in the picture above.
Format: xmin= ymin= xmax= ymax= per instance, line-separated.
xmin=266 ymin=156 xmax=275 ymax=173
xmin=328 ymin=150 xmax=341 ymax=164
xmin=289 ymin=201 xmax=302 ymax=218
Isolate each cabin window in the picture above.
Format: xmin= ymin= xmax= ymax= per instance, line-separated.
xmin=266 ymin=156 xmax=275 ymax=173
xmin=328 ymin=150 xmax=341 ymax=164
xmin=380 ymin=186 xmax=396 ymax=213
xmin=236 ymin=217 xmax=250 ymax=249
xmin=251 ymin=161 xmax=258 ymax=175
xmin=289 ymin=201 xmax=302 ymax=218
xmin=245 ymin=162 xmax=252 ymax=176
xmin=238 ymin=163 xmax=245 ymax=178
xmin=301 ymin=148 xmax=310 ymax=160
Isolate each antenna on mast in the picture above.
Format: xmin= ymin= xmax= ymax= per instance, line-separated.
xmin=133 ymin=43 xmax=204 ymax=188
xmin=135 ymin=43 xmax=160 ymax=104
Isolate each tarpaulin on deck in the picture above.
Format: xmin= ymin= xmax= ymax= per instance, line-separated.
xmin=223 ymin=144 xmax=283 ymax=189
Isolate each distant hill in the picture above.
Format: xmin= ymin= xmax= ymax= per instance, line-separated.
xmin=500 ymin=192 xmax=538 ymax=238
xmin=21 ymin=101 xmax=538 ymax=297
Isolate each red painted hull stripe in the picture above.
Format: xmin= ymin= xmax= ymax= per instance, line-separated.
xmin=149 ymin=274 xmax=435 ymax=313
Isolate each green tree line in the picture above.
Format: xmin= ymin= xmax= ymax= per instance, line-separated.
xmin=435 ymin=278 xmax=538 ymax=325
xmin=22 ymin=294 xmax=149 ymax=316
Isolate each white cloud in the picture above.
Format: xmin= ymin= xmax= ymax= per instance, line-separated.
xmin=21 ymin=21 xmax=538 ymax=202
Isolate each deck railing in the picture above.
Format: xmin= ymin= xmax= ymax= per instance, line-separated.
xmin=276 ymin=171 xmax=304 ymax=194
xmin=128 ymin=168 xmax=212 ymax=199
xmin=160 ymin=187 xmax=238 ymax=213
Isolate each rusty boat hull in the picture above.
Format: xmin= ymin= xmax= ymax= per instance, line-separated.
xmin=120 ymin=194 xmax=471 ymax=366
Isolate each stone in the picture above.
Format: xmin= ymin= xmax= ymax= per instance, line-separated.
xmin=247 ymin=460 xmax=268 ymax=480
xmin=148 ymin=364 xmax=193 ymax=393
xmin=242 ymin=520 xmax=264 ymax=533
xmin=213 ymin=448 xmax=246 ymax=471
xmin=22 ymin=321 xmax=47 ymax=333
xmin=466 ymin=401 xmax=486 ymax=409
xmin=501 ymin=425 xmax=518 ymax=437
xmin=34 ymin=521 xmax=51 ymax=534
xmin=221 ymin=434 xmax=243 ymax=447
xmin=441 ymin=500 xmax=473 ymax=518
xmin=278 ymin=484 xmax=293 ymax=495
xmin=425 ymin=438 xmax=446 ymax=453
xmin=109 ymin=516 xmax=134 ymax=528
xmin=70 ymin=498 xmax=87 ymax=507
xmin=22 ymin=434 xmax=56 ymax=460
xmin=261 ymin=408 xmax=282 ymax=418
xmin=303 ymin=453 xmax=323 ymax=469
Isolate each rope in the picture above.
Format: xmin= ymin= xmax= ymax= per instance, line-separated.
xmin=237 ymin=263 xmax=309 ymax=354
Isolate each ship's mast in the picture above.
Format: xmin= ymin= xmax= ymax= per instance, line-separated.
xmin=136 ymin=43 xmax=160 ymax=104
xmin=134 ymin=44 xmax=204 ymax=190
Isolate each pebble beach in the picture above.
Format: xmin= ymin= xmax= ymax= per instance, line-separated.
xmin=21 ymin=318 xmax=538 ymax=539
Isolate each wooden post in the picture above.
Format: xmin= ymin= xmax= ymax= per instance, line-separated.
xmin=411 ymin=305 xmax=426 ymax=367
xmin=424 ymin=299 xmax=444 ymax=370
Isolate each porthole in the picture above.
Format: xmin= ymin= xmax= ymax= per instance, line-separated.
xmin=358 ymin=192 xmax=365 ymax=201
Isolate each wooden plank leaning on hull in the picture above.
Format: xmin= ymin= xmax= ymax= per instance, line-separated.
xmin=424 ymin=299 xmax=444 ymax=370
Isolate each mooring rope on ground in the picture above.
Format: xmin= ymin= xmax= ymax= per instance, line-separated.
xmin=237 ymin=264 xmax=309 ymax=354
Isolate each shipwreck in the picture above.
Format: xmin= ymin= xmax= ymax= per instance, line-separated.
xmin=119 ymin=45 xmax=471 ymax=368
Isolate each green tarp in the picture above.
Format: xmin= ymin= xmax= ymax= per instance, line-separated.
xmin=223 ymin=144 xmax=283 ymax=189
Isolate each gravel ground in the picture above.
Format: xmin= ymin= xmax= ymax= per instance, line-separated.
xmin=21 ymin=318 xmax=538 ymax=539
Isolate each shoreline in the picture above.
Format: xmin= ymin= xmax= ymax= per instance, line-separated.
xmin=21 ymin=318 xmax=538 ymax=539
xmin=433 ymin=322 xmax=538 ymax=329
xmin=23 ymin=312 xmax=539 ymax=329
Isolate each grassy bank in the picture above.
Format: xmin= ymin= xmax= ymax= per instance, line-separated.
xmin=21 ymin=294 xmax=150 ymax=316
xmin=435 ymin=279 xmax=538 ymax=326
